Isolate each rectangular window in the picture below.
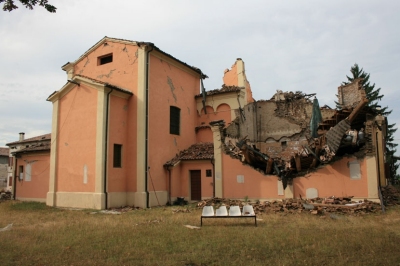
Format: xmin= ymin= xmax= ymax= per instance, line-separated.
xmin=18 ymin=165 xmax=24 ymax=180
xmin=349 ymin=161 xmax=361 ymax=179
xmin=25 ymin=164 xmax=31 ymax=182
xmin=8 ymin=157 xmax=13 ymax=167
xmin=206 ymin=169 xmax=212 ymax=177
xmin=98 ymin=53 xmax=113 ymax=65
xmin=113 ymin=144 xmax=122 ymax=168
xmin=170 ymin=106 xmax=180 ymax=135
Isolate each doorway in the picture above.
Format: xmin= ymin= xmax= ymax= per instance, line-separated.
xmin=190 ymin=170 xmax=201 ymax=201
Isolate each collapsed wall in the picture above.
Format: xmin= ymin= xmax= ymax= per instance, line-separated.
xmin=221 ymin=79 xmax=376 ymax=185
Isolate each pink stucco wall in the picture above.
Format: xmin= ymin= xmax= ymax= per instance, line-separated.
xmin=169 ymin=161 xmax=214 ymax=199
xmin=222 ymin=152 xmax=370 ymax=200
xmin=15 ymin=153 xmax=50 ymax=200
xmin=293 ymin=157 xmax=369 ymax=198
xmin=56 ymin=85 xmax=97 ymax=192
xmin=196 ymin=128 xmax=213 ymax=143
xmin=147 ymin=53 xmax=201 ymax=192
xmin=73 ymin=41 xmax=139 ymax=193
xmin=107 ymin=95 xmax=129 ymax=192
xmin=74 ymin=42 xmax=139 ymax=92
xmin=222 ymin=153 xmax=284 ymax=199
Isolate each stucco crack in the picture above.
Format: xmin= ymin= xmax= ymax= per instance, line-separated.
xmin=167 ymin=76 xmax=177 ymax=103
xmin=97 ymin=69 xmax=116 ymax=79
xmin=129 ymin=50 xmax=138 ymax=65
xmin=83 ymin=57 xmax=90 ymax=68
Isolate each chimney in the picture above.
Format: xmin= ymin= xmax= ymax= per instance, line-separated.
xmin=19 ymin=132 xmax=25 ymax=141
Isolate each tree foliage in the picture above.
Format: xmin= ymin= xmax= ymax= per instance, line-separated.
xmin=341 ymin=63 xmax=398 ymax=182
xmin=1 ymin=0 xmax=56 ymax=12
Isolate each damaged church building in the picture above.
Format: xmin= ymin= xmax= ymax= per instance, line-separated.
xmin=6 ymin=37 xmax=389 ymax=209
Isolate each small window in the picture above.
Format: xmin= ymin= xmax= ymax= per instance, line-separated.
xmin=349 ymin=161 xmax=361 ymax=179
xmin=170 ymin=106 xmax=180 ymax=135
xmin=8 ymin=157 xmax=13 ymax=167
xmin=113 ymin=144 xmax=122 ymax=168
xmin=18 ymin=165 xmax=24 ymax=180
xmin=98 ymin=54 xmax=113 ymax=65
xmin=206 ymin=169 xmax=212 ymax=177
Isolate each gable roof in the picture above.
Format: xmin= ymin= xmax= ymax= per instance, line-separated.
xmin=0 ymin=147 xmax=9 ymax=156
xmin=13 ymin=142 xmax=51 ymax=155
xmin=75 ymin=75 xmax=133 ymax=95
xmin=164 ymin=142 xmax=214 ymax=167
xmin=47 ymin=74 xmax=133 ymax=101
xmin=6 ymin=133 xmax=51 ymax=146
xmin=195 ymin=84 xmax=242 ymax=98
xmin=64 ymin=36 xmax=207 ymax=79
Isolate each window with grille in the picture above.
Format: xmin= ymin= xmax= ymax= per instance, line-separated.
xmin=170 ymin=106 xmax=180 ymax=135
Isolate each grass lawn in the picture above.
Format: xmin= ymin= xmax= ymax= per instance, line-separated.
xmin=0 ymin=201 xmax=400 ymax=266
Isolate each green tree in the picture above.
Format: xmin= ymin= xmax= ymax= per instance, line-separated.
xmin=341 ymin=63 xmax=398 ymax=182
xmin=1 ymin=0 xmax=56 ymax=12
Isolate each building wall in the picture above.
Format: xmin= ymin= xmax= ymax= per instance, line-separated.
xmin=293 ymin=157 xmax=369 ymax=199
xmin=222 ymin=153 xmax=285 ymax=200
xmin=147 ymin=52 xmax=201 ymax=196
xmin=107 ymin=94 xmax=129 ymax=193
xmin=73 ymin=41 xmax=140 ymax=195
xmin=0 ymin=155 xmax=7 ymax=189
xmin=74 ymin=42 xmax=139 ymax=93
xmin=15 ymin=153 xmax=50 ymax=201
xmin=169 ymin=161 xmax=214 ymax=200
xmin=196 ymin=128 xmax=213 ymax=143
xmin=56 ymin=85 xmax=97 ymax=193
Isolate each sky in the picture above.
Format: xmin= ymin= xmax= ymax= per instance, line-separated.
xmin=1 ymin=0 xmax=400 ymax=153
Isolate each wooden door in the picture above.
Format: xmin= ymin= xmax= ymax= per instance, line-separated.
xmin=190 ymin=170 xmax=201 ymax=201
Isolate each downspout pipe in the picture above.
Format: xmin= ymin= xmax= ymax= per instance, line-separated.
xmin=211 ymin=157 xmax=215 ymax=198
xmin=145 ymin=45 xmax=154 ymax=208
xmin=13 ymin=157 xmax=18 ymax=200
xmin=103 ymin=86 xmax=114 ymax=209
xmin=166 ymin=166 xmax=172 ymax=205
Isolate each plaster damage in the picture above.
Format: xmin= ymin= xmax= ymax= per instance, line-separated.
xmin=219 ymin=78 xmax=380 ymax=188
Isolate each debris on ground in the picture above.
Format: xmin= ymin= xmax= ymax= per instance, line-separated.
xmin=172 ymin=208 xmax=191 ymax=213
xmin=381 ymin=185 xmax=400 ymax=206
xmin=184 ymin=225 xmax=201 ymax=230
xmin=197 ymin=196 xmax=383 ymax=216
xmin=134 ymin=219 xmax=162 ymax=226
xmin=0 ymin=191 xmax=12 ymax=202
xmin=0 ymin=223 xmax=13 ymax=232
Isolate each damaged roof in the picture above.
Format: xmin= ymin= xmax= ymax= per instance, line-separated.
xmin=195 ymin=84 xmax=242 ymax=98
xmin=6 ymin=133 xmax=51 ymax=146
xmin=13 ymin=142 xmax=51 ymax=155
xmin=67 ymin=36 xmax=208 ymax=78
xmin=0 ymin=147 xmax=9 ymax=156
xmin=164 ymin=142 xmax=214 ymax=166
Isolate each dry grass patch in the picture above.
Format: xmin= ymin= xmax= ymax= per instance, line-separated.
xmin=1 ymin=201 xmax=400 ymax=265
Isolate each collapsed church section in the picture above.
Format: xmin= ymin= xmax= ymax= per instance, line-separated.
xmin=221 ymin=78 xmax=384 ymax=188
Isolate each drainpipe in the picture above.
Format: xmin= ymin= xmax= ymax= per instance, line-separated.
xmin=103 ymin=86 xmax=114 ymax=209
xmin=145 ymin=45 xmax=154 ymax=208
xmin=211 ymin=157 xmax=215 ymax=198
xmin=12 ymin=157 xmax=18 ymax=200
xmin=166 ymin=166 xmax=172 ymax=205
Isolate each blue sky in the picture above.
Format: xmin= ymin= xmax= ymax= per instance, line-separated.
xmin=1 ymin=0 xmax=400 ymax=152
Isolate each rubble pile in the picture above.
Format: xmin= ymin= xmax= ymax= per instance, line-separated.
xmin=381 ymin=185 xmax=400 ymax=206
xmin=0 ymin=191 xmax=12 ymax=202
xmin=197 ymin=197 xmax=382 ymax=216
